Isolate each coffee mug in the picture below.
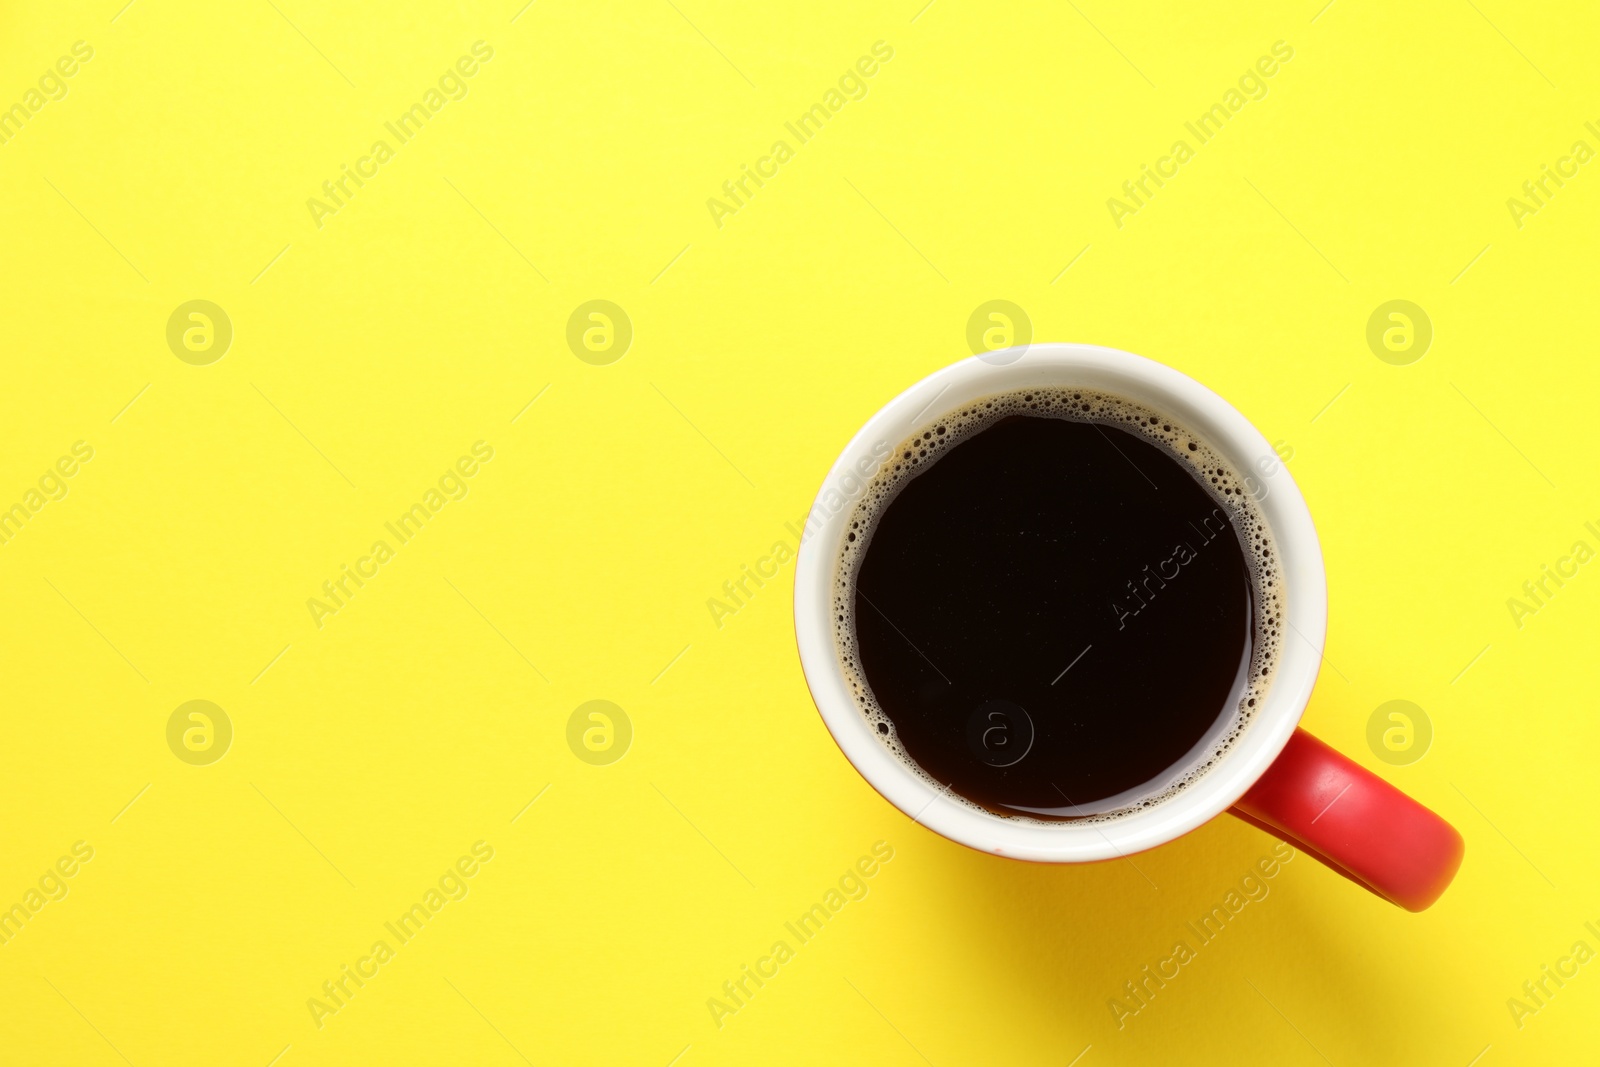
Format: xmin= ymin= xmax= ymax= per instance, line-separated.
xmin=793 ymin=343 xmax=1464 ymax=911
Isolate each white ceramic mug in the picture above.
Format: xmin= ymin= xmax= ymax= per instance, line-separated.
xmin=793 ymin=344 xmax=1463 ymax=911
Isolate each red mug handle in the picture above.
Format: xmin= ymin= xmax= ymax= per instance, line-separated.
xmin=1229 ymin=729 xmax=1464 ymax=911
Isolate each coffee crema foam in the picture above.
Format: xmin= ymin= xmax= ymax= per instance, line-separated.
xmin=832 ymin=387 xmax=1286 ymax=825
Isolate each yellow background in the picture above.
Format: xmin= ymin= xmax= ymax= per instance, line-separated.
xmin=2 ymin=0 xmax=1597 ymax=1063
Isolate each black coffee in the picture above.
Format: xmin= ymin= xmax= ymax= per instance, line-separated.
xmin=837 ymin=389 xmax=1280 ymax=822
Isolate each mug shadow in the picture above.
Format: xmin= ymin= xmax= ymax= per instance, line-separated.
xmin=903 ymin=808 xmax=1459 ymax=1064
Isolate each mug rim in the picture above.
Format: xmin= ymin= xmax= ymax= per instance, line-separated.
xmin=792 ymin=344 xmax=1328 ymax=862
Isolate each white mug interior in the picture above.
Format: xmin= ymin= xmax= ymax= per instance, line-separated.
xmin=793 ymin=344 xmax=1328 ymax=861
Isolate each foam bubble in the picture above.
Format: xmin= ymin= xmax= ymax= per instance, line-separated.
xmin=831 ymin=387 xmax=1286 ymax=826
